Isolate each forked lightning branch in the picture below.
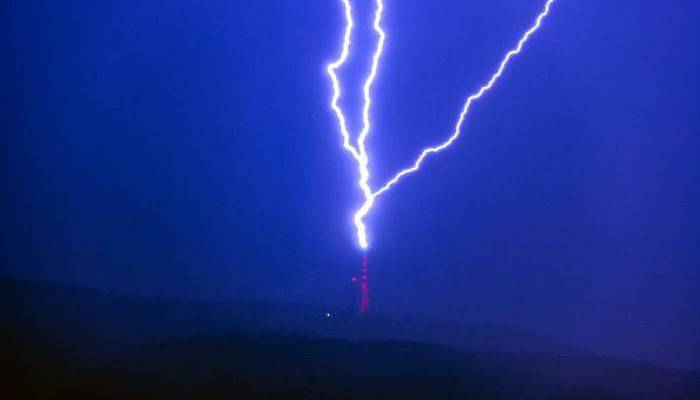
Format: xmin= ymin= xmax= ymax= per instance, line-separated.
xmin=327 ymin=0 xmax=557 ymax=249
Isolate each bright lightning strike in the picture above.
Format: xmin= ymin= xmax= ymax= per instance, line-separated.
xmin=327 ymin=0 xmax=557 ymax=250
xmin=326 ymin=0 xmax=385 ymax=249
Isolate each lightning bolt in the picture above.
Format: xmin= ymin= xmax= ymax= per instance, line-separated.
xmin=327 ymin=0 xmax=557 ymax=250
xmin=326 ymin=0 xmax=385 ymax=249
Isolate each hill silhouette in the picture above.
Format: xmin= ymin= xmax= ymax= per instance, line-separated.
xmin=0 ymin=275 xmax=578 ymax=358
xmin=2 ymin=276 xmax=698 ymax=399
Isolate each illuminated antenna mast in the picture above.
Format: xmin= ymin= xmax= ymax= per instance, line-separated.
xmin=359 ymin=254 xmax=369 ymax=313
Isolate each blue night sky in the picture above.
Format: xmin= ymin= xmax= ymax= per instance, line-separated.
xmin=1 ymin=0 xmax=699 ymax=369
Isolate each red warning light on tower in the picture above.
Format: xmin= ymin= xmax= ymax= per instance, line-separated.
xmin=360 ymin=254 xmax=369 ymax=314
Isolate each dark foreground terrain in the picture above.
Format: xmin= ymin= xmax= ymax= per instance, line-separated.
xmin=2 ymin=276 xmax=698 ymax=399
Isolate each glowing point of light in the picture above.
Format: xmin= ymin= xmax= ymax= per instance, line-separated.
xmin=327 ymin=0 xmax=557 ymax=249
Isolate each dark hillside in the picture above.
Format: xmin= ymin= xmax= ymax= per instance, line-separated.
xmin=2 ymin=276 xmax=698 ymax=399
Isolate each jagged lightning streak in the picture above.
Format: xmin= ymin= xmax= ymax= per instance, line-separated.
xmin=328 ymin=0 xmax=557 ymax=249
xmin=355 ymin=0 xmax=385 ymax=249
xmin=327 ymin=0 xmax=362 ymax=165
xmin=327 ymin=0 xmax=385 ymax=249
xmin=372 ymin=0 xmax=556 ymax=199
